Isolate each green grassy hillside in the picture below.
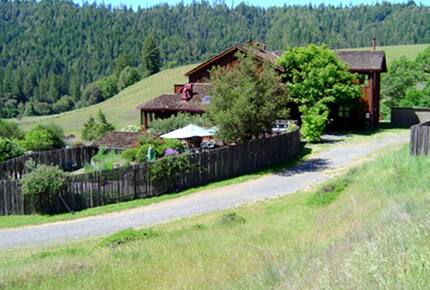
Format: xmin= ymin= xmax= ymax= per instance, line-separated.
xmin=13 ymin=64 xmax=196 ymax=136
xmin=12 ymin=43 xmax=429 ymax=137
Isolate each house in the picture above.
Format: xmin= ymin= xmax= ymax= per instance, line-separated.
xmin=137 ymin=41 xmax=387 ymax=129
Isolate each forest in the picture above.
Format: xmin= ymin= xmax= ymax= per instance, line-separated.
xmin=1 ymin=0 xmax=429 ymax=118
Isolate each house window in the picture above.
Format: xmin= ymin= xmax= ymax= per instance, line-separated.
xmin=338 ymin=106 xmax=351 ymax=118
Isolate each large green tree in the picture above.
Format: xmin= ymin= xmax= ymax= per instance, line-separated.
xmin=141 ymin=35 xmax=161 ymax=77
xmin=209 ymin=52 xmax=289 ymax=142
xmin=279 ymin=45 xmax=361 ymax=142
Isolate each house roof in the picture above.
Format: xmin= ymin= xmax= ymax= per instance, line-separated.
xmin=336 ymin=50 xmax=387 ymax=72
xmin=94 ymin=131 xmax=141 ymax=149
xmin=137 ymin=83 xmax=212 ymax=113
xmin=185 ymin=42 xmax=285 ymax=77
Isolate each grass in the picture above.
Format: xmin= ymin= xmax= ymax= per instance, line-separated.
xmin=11 ymin=43 xmax=429 ymax=137
xmin=0 ymin=128 xmax=407 ymax=230
xmin=12 ymin=64 xmax=196 ymax=136
xmin=0 ymin=144 xmax=429 ymax=289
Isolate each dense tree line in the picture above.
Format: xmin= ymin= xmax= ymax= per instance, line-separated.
xmin=1 ymin=0 xmax=429 ymax=118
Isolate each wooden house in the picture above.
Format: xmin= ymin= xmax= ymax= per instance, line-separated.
xmin=137 ymin=41 xmax=387 ymax=129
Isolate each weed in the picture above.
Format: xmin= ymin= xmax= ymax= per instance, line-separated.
xmin=99 ymin=228 xmax=160 ymax=247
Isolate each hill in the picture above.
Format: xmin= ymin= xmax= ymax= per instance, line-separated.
xmin=1 ymin=0 xmax=429 ymax=118
xmin=13 ymin=64 xmax=195 ymax=137
xmin=12 ymin=43 xmax=429 ymax=137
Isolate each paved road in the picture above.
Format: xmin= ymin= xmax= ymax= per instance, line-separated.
xmin=0 ymin=133 xmax=408 ymax=250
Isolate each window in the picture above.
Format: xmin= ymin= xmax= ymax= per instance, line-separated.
xmin=338 ymin=106 xmax=351 ymax=118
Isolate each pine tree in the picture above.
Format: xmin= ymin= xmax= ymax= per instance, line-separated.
xmin=141 ymin=34 xmax=161 ymax=77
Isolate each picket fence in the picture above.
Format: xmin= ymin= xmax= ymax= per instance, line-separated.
xmin=0 ymin=130 xmax=300 ymax=215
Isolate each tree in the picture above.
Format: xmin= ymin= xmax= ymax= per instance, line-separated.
xmin=96 ymin=110 xmax=115 ymax=138
xmin=97 ymin=75 xmax=118 ymax=99
xmin=81 ymin=110 xmax=115 ymax=141
xmin=81 ymin=115 xmax=98 ymax=142
xmin=141 ymin=34 xmax=161 ymax=76
xmin=208 ymin=52 xmax=289 ymax=142
xmin=80 ymin=82 xmax=103 ymax=107
xmin=279 ymin=45 xmax=361 ymax=142
xmin=52 ymin=95 xmax=75 ymax=113
xmin=117 ymin=67 xmax=140 ymax=91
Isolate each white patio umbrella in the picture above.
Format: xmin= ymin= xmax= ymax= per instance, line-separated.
xmin=160 ymin=124 xmax=215 ymax=139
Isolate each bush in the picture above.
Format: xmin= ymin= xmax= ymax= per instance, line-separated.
xmin=149 ymin=113 xmax=211 ymax=135
xmin=52 ymin=95 xmax=75 ymax=113
xmin=150 ymin=154 xmax=192 ymax=189
xmin=0 ymin=119 xmax=24 ymax=139
xmin=20 ymin=123 xmax=65 ymax=151
xmin=0 ymin=138 xmax=24 ymax=162
xmin=117 ymin=66 xmax=140 ymax=91
xmin=34 ymin=123 xmax=65 ymax=149
xmin=218 ymin=212 xmax=246 ymax=225
xmin=97 ymin=75 xmax=118 ymax=99
xmin=20 ymin=165 xmax=66 ymax=213
xmin=20 ymin=129 xmax=55 ymax=151
xmin=81 ymin=82 xmax=103 ymax=106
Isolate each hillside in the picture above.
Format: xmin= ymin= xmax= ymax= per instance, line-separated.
xmin=12 ymin=43 xmax=428 ymax=137
xmin=14 ymin=64 xmax=195 ymax=136
xmin=1 ymin=0 xmax=429 ymax=118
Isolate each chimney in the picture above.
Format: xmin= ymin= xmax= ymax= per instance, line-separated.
xmin=372 ymin=37 xmax=376 ymax=51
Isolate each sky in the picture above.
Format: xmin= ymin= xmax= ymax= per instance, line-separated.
xmin=75 ymin=0 xmax=429 ymax=9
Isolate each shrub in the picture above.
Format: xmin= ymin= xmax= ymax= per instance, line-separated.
xmin=81 ymin=82 xmax=103 ymax=106
xmin=34 ymin=123 xmax=65 ymax=149
xmin=150 ymin=154 xmax=192 ymax=189
xmin=20 ymin=129 xmax=55 ymax=151
xmin=52 ymin=95 xmax=75 ymax=113
xmin=97 ymin=75 xmax=118 ymax=99
xmin=0 ymin=119 xmax=24 ymax=139
xmin=20 ymin=165 xmax=66 ymax=213
xmin=0 ymin=138 xmax=24 ymax=162
xmin=117 ymin=66 xmax=140 ymax=91
xmin=120 ymin=147 xmax=139 ymax=162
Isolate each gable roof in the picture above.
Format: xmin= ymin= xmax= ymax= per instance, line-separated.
xmin=94 ymin=131 xmax=141 ymax=149
xmin=336 ymin=50 xmax=387 ymax=72
xmin=137 ymin=83 xmax=212 ymax=113
xmin=185 ymin=43 xmax=285 ymax=77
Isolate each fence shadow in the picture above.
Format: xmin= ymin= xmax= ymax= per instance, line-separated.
xmin=275 ymin=157 xmax=329 ymax=176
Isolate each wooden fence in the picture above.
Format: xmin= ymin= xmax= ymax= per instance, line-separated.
xmin=0 ymin=130 xmax=300 ymax=215
xmin=0 ymin=146 xmax=99 ymax=180
xmin=410 ymin=121 xmax=430 ymax=156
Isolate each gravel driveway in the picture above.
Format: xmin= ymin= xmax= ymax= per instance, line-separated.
xmin=0 ymin=133 xmax=408 ymax=250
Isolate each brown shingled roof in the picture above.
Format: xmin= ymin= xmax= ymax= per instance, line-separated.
xmin=185 ymin=42 xmax=285 ymax=77
xmin=336 ymin=50 xmax=387 ymax=72
xmin=137 ymin=83 xmax=212 ymax=113
xmin=94 ymin=131 xmax=142 ymax=149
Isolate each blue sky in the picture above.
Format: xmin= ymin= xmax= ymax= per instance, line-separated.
xmin=75 ymin=0 xmax=429 ymax=9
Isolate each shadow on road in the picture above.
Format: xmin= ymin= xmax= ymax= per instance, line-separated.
xmin=275 ymin=158 xmax=329 ymax=176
